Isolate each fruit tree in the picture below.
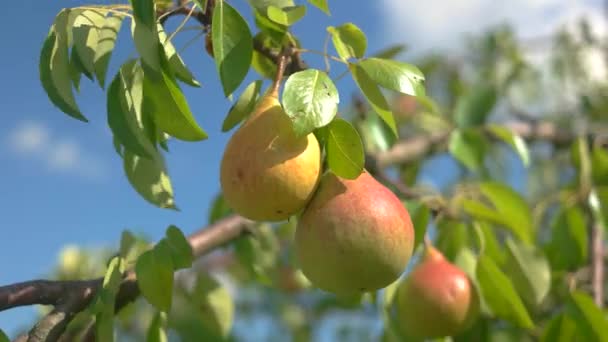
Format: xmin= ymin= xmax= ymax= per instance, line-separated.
xmin=0 ymin=0 xmax=607 ymax=341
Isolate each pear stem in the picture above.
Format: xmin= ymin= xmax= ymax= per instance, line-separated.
xmin=271 ymin=53 xmax=288 ymax=96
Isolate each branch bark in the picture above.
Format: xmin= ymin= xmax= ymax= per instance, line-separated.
xmin=2 ymin=214 xmax=252 ymax=342
xmin=375 ymin=120 xmax=577 ymax=167
xmin=591 ymin=223 xmax=604 ymax=308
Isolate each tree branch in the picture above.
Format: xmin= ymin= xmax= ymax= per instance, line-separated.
xmin=591 ymin=222 xmax=604 ymax=308
xmin=2 ymin=214 xmax=252 ymax=341
xmin=375 ymin=120 xmax=581 ymax=167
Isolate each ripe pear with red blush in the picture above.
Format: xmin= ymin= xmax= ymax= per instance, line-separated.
xmin=396 ymin=245 xmax=480 ymax=338
xmin=295 ymin=171 xmax=414 ymax=295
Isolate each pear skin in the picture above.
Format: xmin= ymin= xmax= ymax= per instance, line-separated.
xmin=295 ymin=171 xmax=414 ymax=294
xmin=396 ymin=246 xmax=480 ymax=338
xmin=220 ymin=89 xmax=321 ymax=221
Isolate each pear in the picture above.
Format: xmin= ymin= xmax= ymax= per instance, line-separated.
xmin=295 ymin=171 xmax=414 ymax=294
xmin=396 ymin=246 xmax=480 ymax=338
xmin=220 ymin=86 xmax=321 ymax=222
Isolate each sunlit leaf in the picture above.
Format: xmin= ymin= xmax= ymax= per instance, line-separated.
xmin=72 ymin=10 xmax=106 ymax=78
xmin=136 ymin=242 xmax=174 ymax=312
xmin=123 ymin=151 xmax=175 ymax=209
xmin=476 ymin=254 xmax=533 ymax=328
xmin=350 ymin=63 xmax=397 ymax=137
xmin=504 ymin=238 xmax=551 ymax=308
xmin=487 ymin=124 xmax=530 ymax=167
xmin=308 ymin=0 xmax=330 ymax=15
xmin=142 ymin=56 xmax=207 ymax=141
xmin=95 ymin=256 xmax=125 ymax=342
xmin=358 ymin=57 xmax=425 ymax=97
xmin=94 ymin=13 xmax=124 ymax=87
xmin=108 ymin=60 xmax=156 ymax=159
xmin=131 ymin=17 xmax=161 ymax=76
xmin=222 ymin=80 xmax=263 ymax=131
xmin=158 ymin=25 xmax=201 ymax=87
xmin=212 ymin=1 xmax=253 ymax=97
xmin=266 ymin=5 xmax=306 ymax=26
xmin=40 ymin=11 xmax=86 ymax=121
xmin=282 ymin=69 xmax=339 ymax=136
xmin=326 ymin=118 xmax=364 ymax=179
xmin=165 ymin=225 xmax=193 ymax=270
xmin=327 ymin=23 xmax=366 ymax=61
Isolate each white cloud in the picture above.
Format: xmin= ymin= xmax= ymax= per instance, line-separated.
xmin=7 ymin=120 xmax=108 ymax=181
xmin=377 ymin=0 xmax=606 ymax=55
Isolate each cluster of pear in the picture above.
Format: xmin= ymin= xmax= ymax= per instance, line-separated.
xmin=219 ymin=75 xmax=479 ymax=338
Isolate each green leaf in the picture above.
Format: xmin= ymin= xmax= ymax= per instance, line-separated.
xmin=436 ymin=219 xmax=472 ymax=261
xmin=372 ymin=44 xmax=407 ymax=59
xmin=454 ymin=248 xmax=491 ymax=315
xmin=158 ymin=25 xmax=201 ymax=87
xmin=356 ymin=110 xmax=396 ymax=154
xmin=589 ymin=187 xmax=608 ymax=232
xmin=142 ymin=57 xmax=207 ymax=141
xmin=234 ymin=224 xmax=280 ymax=284
xmin=212 ymin=1 xmax=253 ymax=97
xmin=72 ymin=10 xmax=106 ymax=77
xmin=147 ymin=311 xmax=168 ymax=342
xmin=326 ymin=118 xmax=364 ymax=179
xmin=208 ymin=193 xmax=234 ymax=224
xmin=504 ymin=238 xmax=551 ymax=308
xmin=454 ymin=83 xmax=497 ymax=128
xmin=94 ymin=14 xmax=124 ymax=87
xmin=108 ymin=61 xmax=157 ymax=159
xmin=404 ymin=201 xmax=430 ymax=249
xmin=282 ymin=69 xmax=339 ymax=136
xmin=165 ymin=225 xmax=193 ymax=270
xmin=592 ymin=146 xmax=608 ymax=186
xmin=123 ymin=151 xmax=176 ymax=209
xmin=463 ymin=182 xmax=533 ymax=243
xmin=222 ymin=80 xmax=263 ymax=131
xmin=136 ymin=244 xmax=174 ymax=312
xmin=476 ymin=222 xmax=506 ymax=265
xmin=131 ymin=17 xmax=161 ymax=76
xmin=69 ymin=48 xmax=85 ymax=91
xmin=476 ymin=255 xmax=533 ymax=328
xmin=193 ymin=273 xmax=235 ymax=337
xmin=119 ymin=230 xmax=137 ymax=258
xmin=308 ymin=0 xmax=330 ymax=14
xmin=327 ymin=23 xmax=367 ymax=61
xmin=350 ymin=63 xmax=397 ymax=137
xmin=545 ymin=205 xmax=588 ymax=271
xmin=193 ymin=0 xmax=209 ymax=12
xmin=541 ymin=313 xmax=577 ymax=342
xmin=40 ymin=11 xmax=86 ymax=121
xmin=566 ymin=291 xmax=608 ymax=342
xmin=266 ymin=5 xmax=306 ymax=26
xmin=358 ymin=57 xmax=425 ymax=97
xmin=487 ymin=124 xmax=530 ymax=167
xmin=0 ymin=329 xmax=8 ymax=342
xmin=95 ymin=256 xmax=125 ymax=342
xmin=130 ymin=0 xmax=156 ymax=29
xmin=449 ymin=129 xmax=486 ymax=172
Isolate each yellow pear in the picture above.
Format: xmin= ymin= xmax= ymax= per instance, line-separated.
xmin=220 ymin=86 xmax=321 ymax=221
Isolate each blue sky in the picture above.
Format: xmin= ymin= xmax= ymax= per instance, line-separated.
xmin=0 ymin=0 xmax=604 ymax=337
